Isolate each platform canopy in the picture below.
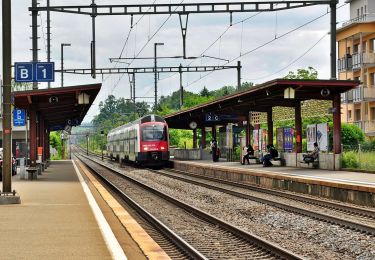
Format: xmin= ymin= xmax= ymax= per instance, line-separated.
xmin=165 ymin=79 xmax=359 ymax=129
xmin=13 ymin=84 xmax=101 ymax=131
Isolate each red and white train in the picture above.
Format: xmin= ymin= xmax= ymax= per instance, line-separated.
xmin=107 ymin=115 xmax=169 ymax=166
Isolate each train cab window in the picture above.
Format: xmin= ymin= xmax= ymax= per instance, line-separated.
xmin=141 ymin=125 xmax=167 ymax=141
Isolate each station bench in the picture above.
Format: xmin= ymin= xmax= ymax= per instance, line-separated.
xmin=271 ymin=157 xmax=285 ymax=166
xmin=300 ymin=156 xmax=319 ymax=169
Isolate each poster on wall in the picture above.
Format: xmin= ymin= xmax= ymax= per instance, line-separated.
xmin=316 ymin=123 xmax=329 ymax=151
xmin=306 ymin=124 xmax=317 ymax=152
xmin=261 ymin=129 xmax=267 ymax=151
xmin=276 ymin=128 xmax=284 ymax=151
xmin=253 ymin=129 xmax=259 ymax=150
xmin=284 ymin=128 xmax=294 ymax=151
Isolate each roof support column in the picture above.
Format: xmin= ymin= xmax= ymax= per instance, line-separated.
xmin=46 ymin=129 xmax=50 ymax=161
xmin=39 ymin=118 xmax=45 ymax=162
xmin=333 ymin=94 xmax=341 ymax=154
xmin=193 ymin=129 xmax=197 ymax=149
xmin=295 ymin=102 xmax=302 ymax=153
xmin=201 ymin=127 xmax=206 ymax=149
xmin=211 ymin=126 xmax=216 ymax=140
xmin=246 ymin=112 xmax=251 ymax=146
xmin=29 ymin=108 xmax=37 ymax=169
xmin=267 ymin=108 xmax=273 ymax=145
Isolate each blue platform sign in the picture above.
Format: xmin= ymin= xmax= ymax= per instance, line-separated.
xmin=15 ymin=63 xmax=34 ymax=82
xmin=36 ymin=62 xmax=54 ymax=82
xmin=15 ymin=62 xmax=55 ymax=82
xmin=13 ymin=109 xmax=26 ymax=127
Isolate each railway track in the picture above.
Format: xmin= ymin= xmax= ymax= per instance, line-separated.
xmin=75 ymin=152 xmax=303 ymax=260
xmin=150 ymin=168 xmax=375 ymax=235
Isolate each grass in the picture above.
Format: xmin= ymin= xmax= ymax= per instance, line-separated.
xmin=342 ymin=151 xmax=375 ymax=172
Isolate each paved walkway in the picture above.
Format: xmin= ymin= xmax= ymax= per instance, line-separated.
xmin=177 ymin=159 xmax=375 ymax=186
xmin=0 ymin=161 xmax=113 ymax=260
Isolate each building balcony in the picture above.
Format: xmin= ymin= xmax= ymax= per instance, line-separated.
xmin=337 ymin=55 xmax=352 ymax=72
xmin=341 ymin=14 xmax=375 ymax=28
xmin=352 ymin=52 xmax=375 ymax=70
xmin=354 ymin=120 xmax=375 ymax=135
xmin=342 ymin=85 xmax=375 ymax=103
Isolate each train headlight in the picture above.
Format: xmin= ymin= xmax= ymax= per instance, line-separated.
xmin=161 ymin=146 xmax=165 ymax=150
xmin=143 ymin=147 xmax=148 ymax=151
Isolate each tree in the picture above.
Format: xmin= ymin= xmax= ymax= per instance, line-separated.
xmin=200 ymin=86 xmax=211 ymax=97
xmin=284 ymin=66 xmax=318 ymax=80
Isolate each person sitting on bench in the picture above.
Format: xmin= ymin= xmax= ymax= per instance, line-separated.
xmin=241 ymin=144 xmax=254 ymax=165
xmin=261 ymin=144 xmax=279 ymax=167
xmin=303 ymin=142 xmax=319 ymax=164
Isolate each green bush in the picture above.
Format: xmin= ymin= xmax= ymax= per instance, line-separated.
xmin=233 ymin=145 xmax=241 ymax=161
xmin=342 ymin=151 xmax=359 ymax=169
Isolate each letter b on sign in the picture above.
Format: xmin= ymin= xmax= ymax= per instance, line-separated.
xmin=15 ymin=63 xmax=33 ymax=82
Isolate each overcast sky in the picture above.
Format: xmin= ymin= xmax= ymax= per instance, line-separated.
xmin=1 ymin=0 xmax=350 ymax=123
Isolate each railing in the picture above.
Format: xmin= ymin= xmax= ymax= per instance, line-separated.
xmin=363 ymin=86 xmax=375 ymax=100
xmin=350 ymin=121 xmax=375 ymax=134
xmin=351 ymin=52 xmax=375 ymax=70
xmin=341 ymin=13 xmax=375 ymax=27
xmin=345 ymin=85 xmax=375 ymax=103
xmin=364 ymin=120 xmax=375 ymax=134
xmin=337 ymin=56 xmax=353 ymax=72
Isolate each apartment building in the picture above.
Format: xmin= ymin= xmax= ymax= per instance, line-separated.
xmin=337 ymin=0 xmax=375 ymax=138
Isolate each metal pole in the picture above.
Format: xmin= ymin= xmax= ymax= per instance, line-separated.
xmin=32 ymin=0 xmax=38 ymax=89
xmin=61 ymin=44 xmax=64 ymax=87
xmin=2 ymin=0 xmax=12 ymax=192
xmin=133 ymin=73 xmax=136 ymax=115
xmin=91 ymin=0 xmax=97 ymax=79
xmin=101 ymin=131 xmax=104 ymax=161
xmin=237 ymin=61 xmax=242 ymax=91
xmin=179 ymin=64 xmax=183 ymax=109
xmin=47 ymin=0 xmax=51 ymax=88
xmin=86 ymin=134 xmax=89 ymax=155
xmin=154 ymin=43 xmax=157 ymax=113
xmin=330 ymin=0 xmax=337 ymax=80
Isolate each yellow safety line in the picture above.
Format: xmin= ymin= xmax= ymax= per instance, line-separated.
xmin=75 ymin=160 xmax=171 ymax=260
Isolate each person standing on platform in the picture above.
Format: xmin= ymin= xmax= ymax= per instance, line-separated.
xmin=211 ymin=139 xmax=218 ymax=162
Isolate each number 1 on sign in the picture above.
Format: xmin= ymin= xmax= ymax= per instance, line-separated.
xmin=42 ymin=68 xmax=47 ymax=78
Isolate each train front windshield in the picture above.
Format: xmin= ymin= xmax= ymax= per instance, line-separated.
xmin=141 ymin=125 xmax=167 ymax=141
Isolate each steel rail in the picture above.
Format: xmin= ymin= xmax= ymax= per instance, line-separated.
xmin=77 ymin=152 xmax=304 ymax=260
xmin=165 ymin=168 xmax=375 ymax=218
xmin=75 ymin=153 xmax=206 ymax=260
xmin=152 ymin=168 xmax=375 ymax=235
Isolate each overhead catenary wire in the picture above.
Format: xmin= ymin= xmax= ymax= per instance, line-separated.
xmin=109 ymin=0 xmax=186 ymax=95
xmin=183 ymin=2 xmax=348 ymax=90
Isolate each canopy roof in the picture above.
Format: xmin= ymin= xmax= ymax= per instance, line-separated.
xmin=13 ymin=84 xmax=101 ymax=131
xmin=165 ymin=79 xmax=359 ymax=129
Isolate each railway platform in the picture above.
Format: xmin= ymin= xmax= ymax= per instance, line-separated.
xmin=172 ymin=159 xmax=375 ymax=207
xmin=0 ymin=160 xmax=166 ymax=260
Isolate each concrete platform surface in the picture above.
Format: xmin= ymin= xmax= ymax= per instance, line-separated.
xmin=176 ymin=159 xmax=375 ymax=186
xmin=0 ymin=161 xmax=112 ymax=260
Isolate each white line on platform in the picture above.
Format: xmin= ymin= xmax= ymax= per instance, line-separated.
xmin=72 ymin=160 xmax=127 ymax=260
xmin=281 ymin=173 xmax=375 ymax=186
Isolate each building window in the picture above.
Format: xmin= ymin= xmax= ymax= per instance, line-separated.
xmin=370 ymin=73 xmax=375 ymax=86
xmin=371 ymin=107 xmax=375 ymax=121
xmin=361 ymin=7 xmax=364 ymax=16
xmin=357 ymin=8 xmax=360 ymax=18
xmin=355 ymin=109 xmax=361 ymax=121
xmin=348 ymin=110 xmax=352 ymax=120
xmin=365 ymin=5 xmax=367 ymax=15
xmin=371 ymin=39 xmax=375 ymax=53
